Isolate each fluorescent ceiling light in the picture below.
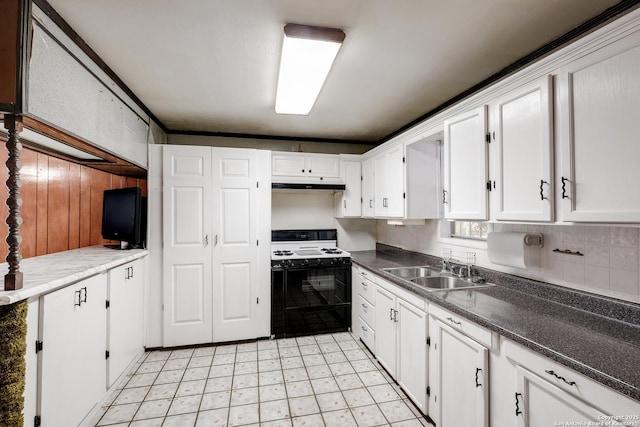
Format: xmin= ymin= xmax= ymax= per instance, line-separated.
xmin=275 ymin=24 xmax=345 ymax=115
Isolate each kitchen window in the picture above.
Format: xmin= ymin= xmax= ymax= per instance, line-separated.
xmin=450 ymin=221 xmax=492 ymax=240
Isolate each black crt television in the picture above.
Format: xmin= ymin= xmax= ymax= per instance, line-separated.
xmin=101 ymin=187 xmax=146 ymax=249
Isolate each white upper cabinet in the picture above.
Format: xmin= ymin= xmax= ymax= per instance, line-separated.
xmin=335 ymin=159 xmax=362 ymax=218
xmin=306 ymin=154 xmax=341 ymax=178
xmin=405 ymin=134 xmax=442 ymax=219
xmin=361 ymin=158 xmax=375 ymax=218
xmin=374 ymin=144 xmax=405 ymax=218
xmin=490 ymin=76 xmax=554 ymax=222
xmin=557 ymin=38 xmax=640 ymax=222
xmin=272 ymin=152 xmax=341 ymax=183
xmin=443 ymin=106 xmax=489 ymax=220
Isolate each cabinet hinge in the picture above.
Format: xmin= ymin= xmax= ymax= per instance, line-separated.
xmin=361 ymin=175 xmax=363 ymax=181
xmin=106 ymin=300 xmax=110 ymax=309
xmin=106 ymin=350 xmax=110 ymax=360
xmin=257 ymin=181 xmax=259 ymax=188
xmin=35 ymin=340 xmax=43 ymax=354
xmin=257 ymin=240 xmax=259 ymax=246
xmin=486 ymin=181 xmax=492 ymax=191
xmin=34 ymin=415 xmax=41 ymax=427
xmin=485 ymin=133 xmax=491 ymax=143
xmin=426 ymin=336 xmax=430 ymax=347
xmin=256 ymin=297 xmax=259 ymax=304
xmin=402 ymin=156 xmax=406 ymax=163
xmin=403 ymin=192 xmax=406 ymax=199
xmin=426 ymin=386 xmax=431 ymax=396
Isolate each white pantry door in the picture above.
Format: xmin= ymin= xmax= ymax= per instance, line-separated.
xmin=211 ymin=148 xmax=265 ymax=342
xmin=162 ymin=145 xmax=213 ymax=346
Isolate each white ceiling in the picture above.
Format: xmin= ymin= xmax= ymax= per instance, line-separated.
xmin=45 ymin=0 xmax=622 ymax=143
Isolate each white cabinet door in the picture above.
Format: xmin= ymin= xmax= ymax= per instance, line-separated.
xmin=385 ymin=144 xmax=405 ymax=218
xmin=430 ymin=319 xmax=488 ymax=427
xmin=108 ymin=258 xmax=145 ymax=387
xmin=374 ymin=285 xmax=397 ymax=378
xmin=40 ymin=275 xmax=107 ymax=427
xmin=557 ymin=41 xmax=640 ymax=222
xmin=361 ymin=158 xmax=375 ymax=217
xmin=162 ymin=145 xmax=213 ymax=346
xmin=211 ymin=148 xmax=269 ymax=342
xmin=514 ymin=367 xmax=609 ymax=427
xmin=397 ymin=298 xmax=428 ymax=413
xmin=491 ymin=76 xmax=554 ymax=221
xmin=272 ymin=152 xmax=340 ymax=180
xmin=272 ymin=153 xmax=306 ymax=177
xmin=444 ymin=106 xmax=489 ymax=220
xmin=374 ymin=145 xmax=405 ymax=218
xmin=306 ymin=155 xmax=340 ymax=178
xmin=336 ymin=160 xmax=362 ymax=218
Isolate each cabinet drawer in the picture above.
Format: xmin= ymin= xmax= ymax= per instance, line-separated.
xmin=355 ymin=274 xmax=376 ymax=305
xmin=429 ymin=304 xmax=492 ymax=348
xmin=358 ymin=295 xmax=375 ymax=328
xmin=505 ymin=340 xmax=640 ymax=415
xmin=356 ymin=316 xmax=375 ymax=351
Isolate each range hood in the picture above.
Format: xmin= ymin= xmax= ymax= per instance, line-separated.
xmin=272 ymin=182 xmax=346 ymax=191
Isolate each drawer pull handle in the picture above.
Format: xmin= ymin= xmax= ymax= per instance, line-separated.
xmin=515 ymin=392 xmax=523 ymax=416
xmin=446 ymin=317 xmax=461 ymax=326
xmin=475 ymin=368 xmax=482 ymax=387
xmin=545 ymin=370 xmax=576 ymax=386
xmin=361 ymin=303 xmax=367 ymax=309
xmin=393 ymin=309 xmax=398 ymax=323
xmin=361 ymin=282 xmax=368 ymax=288
xmin=361 ymin=326 xmax=367 ymax=332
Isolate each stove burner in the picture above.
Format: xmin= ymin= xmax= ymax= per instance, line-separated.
xmin=322 ymin=248 xmax=343 ymax=254
xmin=273 ymin=250 xmax=293 ymax=256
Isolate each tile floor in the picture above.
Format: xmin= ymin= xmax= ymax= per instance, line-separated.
xmin=95 ymin=332 xmax=433 ymax=427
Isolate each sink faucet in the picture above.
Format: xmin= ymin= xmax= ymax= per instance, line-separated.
xmin=441 ymin=259 xmax=452 ymax=273
xmin=452 ymin=265 xmax=465 ymax=278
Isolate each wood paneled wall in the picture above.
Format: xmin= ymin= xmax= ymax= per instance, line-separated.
xmin=0 ymin=146 xmax=147 ymax=260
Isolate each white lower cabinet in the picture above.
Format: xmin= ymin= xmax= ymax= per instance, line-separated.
xmin=374 ymin=278 xmax=428 ymax=413
xmin=352 ymin=266 xmax=376 ymax=351
xmin=504 ymin=340 xmax=640 ymax=427
xmin=108 ymin=258 xmax=145 ymax=387
xmin=40 ymin=274 xmax=108 ymax=427
xmin=26 ymin=257 xmax=148 ymax=427
xmin=429 ymin=305 xmax=490 ymax=427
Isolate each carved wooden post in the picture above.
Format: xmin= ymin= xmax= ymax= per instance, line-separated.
xmin=4 ymin=114 xmax=23 ymax=290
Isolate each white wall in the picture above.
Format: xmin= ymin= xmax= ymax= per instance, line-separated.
xmin=377 ymin=220 xmax=640 ymax=304
xmin=272 ymin=191 xmax=376 ymax=251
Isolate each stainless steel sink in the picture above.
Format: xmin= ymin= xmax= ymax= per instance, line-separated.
xmin=382 ymin=265 xmax=496 ymax=292
xmin=381 ymin=266 xmax=441 ymax=280
xmin=410 ymin=276 xmax=495 ymax=291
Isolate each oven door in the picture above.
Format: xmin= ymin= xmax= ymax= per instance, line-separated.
xmin=271 ymin=264 xmax=351 ymax=338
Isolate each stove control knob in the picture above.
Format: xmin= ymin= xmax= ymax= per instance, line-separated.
xmin=282 ymin=259 xmax=292 ymax=268
xmin=316 ymin=259 xmax=323 ymax=266
xmin=302 ymin=259 xmax=309 ymax=266
xmin=330 ymin=258 xmax=337 ymax=265
xmin=335 ymin=258 xmax=343 ymax=265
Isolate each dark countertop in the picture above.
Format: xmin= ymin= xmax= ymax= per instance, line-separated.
xmin=350 ymin=246 xmax=640 ymax=402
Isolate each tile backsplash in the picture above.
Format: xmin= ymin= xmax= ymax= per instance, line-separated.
xmin=377 ymin=221 xmax=640 ymax=304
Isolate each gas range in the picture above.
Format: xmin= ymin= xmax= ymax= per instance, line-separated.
xmin=270 ymin=229 xmax=352 ymax=338
xmin=271 ymin=229 xmax=351 ymax=269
